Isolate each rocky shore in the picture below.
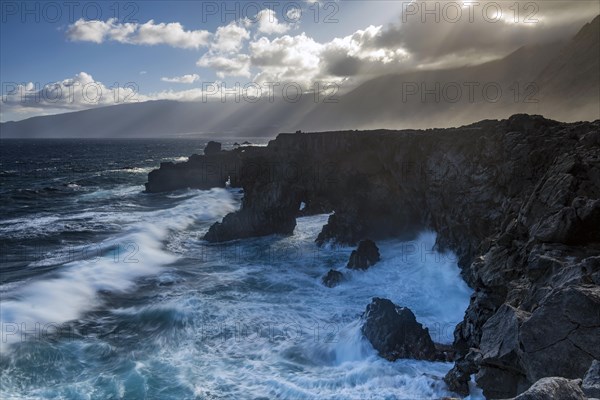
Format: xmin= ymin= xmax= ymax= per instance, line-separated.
xmin=146 ymin=114 xmax=600 ymax=398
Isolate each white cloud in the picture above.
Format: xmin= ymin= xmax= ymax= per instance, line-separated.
xmin=67 ymin=18 xmax=211 ymax=49
xmin=249 ymin=33 xmax=325 ymax=87
xmin=212 ymin=21 xmax=250 ymax=53
xmin=1 ymin=72 xmax=146 ymax=120
xmin=254 ymin=9 xmax=291 ymax=35
xmin=197 ymin=53 xmax=251 ymax=78
xmin=0 ymin=72 xmax=232 ymax=121
xmin=161 ymin=74 xmax=200 ymax=84
xmin=286 ymin=7 xmax=302 ymax=22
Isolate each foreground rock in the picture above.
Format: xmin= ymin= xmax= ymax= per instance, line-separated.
xmin=583 ymin=360 xmax=600 ymax=398
xmin=361 ymin=298 xmax=438 ymax=361
xmin=322 ymin=269 xmax=343 ymax=288
xmin=347 ymin=239 xmax=381 ymax=270
xmin=145 ymin=114 xmax=600 ymax=396
xmin=509 ymin=377 xmax=586 ymax=400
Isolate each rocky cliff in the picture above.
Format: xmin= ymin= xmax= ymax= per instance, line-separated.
xmin=146 ymin=114 xmax=600 ymax=397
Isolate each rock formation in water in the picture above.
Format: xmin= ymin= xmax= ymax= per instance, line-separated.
xmin=347 ymin=239 xmax=381 ymax=270
xmin=322 ymin=269 xmax=343 ymax=288
xmin=361 ymin=298 xmax=439 ymax=361
xmin=146 ymin=114 xmax=600 ymax=397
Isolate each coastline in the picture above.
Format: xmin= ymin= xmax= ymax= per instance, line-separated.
xmin=146 ymin=114 xmax=600 ymax=397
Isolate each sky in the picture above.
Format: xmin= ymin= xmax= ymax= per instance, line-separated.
xmin=1 ymin=0 xmax=598 ymax=122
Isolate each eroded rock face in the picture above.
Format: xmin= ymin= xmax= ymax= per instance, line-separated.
xmin=347 ymin=239 xmax=381 ymax=270
xmin=361 ymin=298 xmax=438 ymax=361
xmin=145 ymin=114 xmax=600 ymax=395
xmin=476 ymin=304 xmax=530 ymax=398
xmin=519 ymin=286 xmax=600 ymax=384
xmin=510 ymin=377 xmax=586 ymax=400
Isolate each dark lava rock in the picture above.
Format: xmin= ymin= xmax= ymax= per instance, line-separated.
xmin=444 ymin=349 xmax=481 ymax=396
xmin=519 ymin=285 xmax=600 ymax=384
xmin=361 ymin=298 xmax=437 ymax=361
xmin=347 ymin=239 xmax=380 ymax=270
xmin=476 ymin=304 xmax=531 ymax=398
xmin=322 ymin=269 xmax=343 ymax=288
xmin=204 ymin=141 xmax=222 ymax=155
xmin=583 ymin=360 xmax=600 ymax=398
xmin=144 ymin=113 xmax=600 ymax=394
xmin=510 ymin=377 xmax=586 ymax=400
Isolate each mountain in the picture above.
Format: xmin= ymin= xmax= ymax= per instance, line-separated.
xmin=1 ymin=16 xmax=598 ymax=138
xmin=534 ymin=14 xmax=600 ymax=121
xmin=300 ymin=41 xmax=564 ymax=131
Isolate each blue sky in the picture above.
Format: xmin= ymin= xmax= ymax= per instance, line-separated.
xmin=1 ymin=0 xmax=598 ymax=121
xmin=1 ymin=1 xmax=401 ymax=89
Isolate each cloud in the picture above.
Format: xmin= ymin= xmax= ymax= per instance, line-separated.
xmin=197 ymin=53 xmax=251 ymax=78
xmin=373 ymin=1 xmax=600 ymax=66
xmin=67 ymin=18 xmax=211 ymax=49
xmin=249 ymin=33 xmax=324 ymax=87
xmin=161 ymin=74 xmax=200 ymax=84
xmin=2 ymin=72 xmax=143 ymax=110
xmin=212 ymin=21 xmax=250 ymax=53
xmin=254 ymin=9 xmax=292 ymax=35
xmin=0 ymin=72 xmax=231 ymax=121
xmin=286 ymin=7 xmax=302 ymax=22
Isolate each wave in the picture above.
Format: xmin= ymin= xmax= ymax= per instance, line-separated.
xmin=0 ymin=188 xmax=237 ymax=352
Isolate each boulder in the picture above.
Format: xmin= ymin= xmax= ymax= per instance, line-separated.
xmin=361 ymin=298 xmax=438 ymax=361
xmin=322 ymin=269 xmax=343 ymax=288
xmin=583 ymin=360 xmax=600 ymax=399
xmin=510 ymin=377 xmax=585 ymax=400
xmin=204 ymin=141 xmax=222 ymax=155
xmin=347 ymin=239 xmax=381 ymax=270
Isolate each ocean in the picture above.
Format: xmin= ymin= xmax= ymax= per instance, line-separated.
xmin=0 ymin=139 xmax=480 ymax=399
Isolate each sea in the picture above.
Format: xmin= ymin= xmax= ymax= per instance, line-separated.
xmin=0 ymin=139 xmax=482 ymax=399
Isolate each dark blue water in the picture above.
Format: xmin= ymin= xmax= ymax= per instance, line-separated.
xmin=0 ymin=139 xmax=478 ymax=399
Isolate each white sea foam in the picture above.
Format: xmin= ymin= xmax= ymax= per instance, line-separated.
xmin=1 ymin=207 xmax=482 ymax=399
xmin=110 ymin=214 xmax=478 ymax=399
xmin=0 ymin=188 xmax=237 ymax=351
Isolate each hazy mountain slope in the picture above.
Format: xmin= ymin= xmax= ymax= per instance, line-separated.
xmin=534 ymin=14 xmax=600 ymax=121
xmin=298 ymin=42 xmax=563 ymax=131
xmin=1 ymin=17 xmax=598 ymax=138
xmin=300 ymin=15 xmax=599 ymax=131
xmin=0 ymin=97 xmax=318 ymax=138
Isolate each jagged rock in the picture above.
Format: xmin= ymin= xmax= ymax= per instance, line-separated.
xmin=347 ymin=239 xmax=380 ymax=270
xmin=519 ymin=285 xmax=600 ymax=384
xmin=361 ymin=298 xmax=438 ymax=361
xmin=444 ymin=348 xmax=481 ymax=396
xmin=510 ymin=377 xmax=585 ymax=400
xmin=204 ymin=141 xmax=222 ymax=155
xmin=476 ymin=304 xmax=530 ymax=398
xmin=321 ymin=269 xmax=343 ymax=288
xmin=583 ymin=360 xmax=600 ymax=398
xmin=144 ymin=114 xmax=600 ymax=394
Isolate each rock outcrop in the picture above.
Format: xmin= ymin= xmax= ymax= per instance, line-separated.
xmin=361 ymin=298 xmax=438 ymax=361
xmin=322 ymin=269 xmax=343 ymax=288
xmin=583 ymin=360 xmax=600 ymax=398
xmin=204 ymin=141 xmax=222 ymax=155
xmin=145 ymin=114 xmax=600 ymax=396
xmin=509 ymin=377 xmax=586 ymax=400
xmin=346 ymin=239 xmax=381 ymax=270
